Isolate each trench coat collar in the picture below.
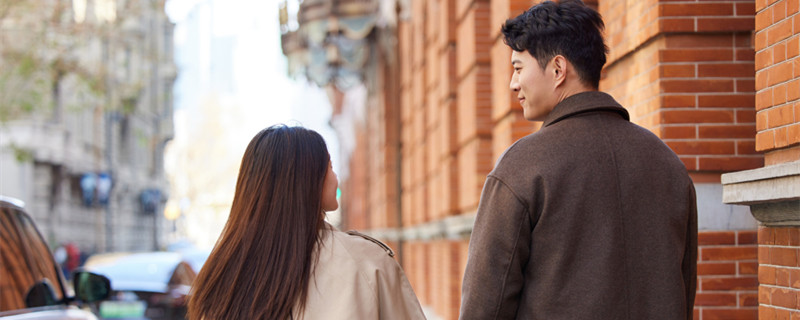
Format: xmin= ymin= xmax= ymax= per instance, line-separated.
xmin=542 ymin=91 xmax=630 ymax=127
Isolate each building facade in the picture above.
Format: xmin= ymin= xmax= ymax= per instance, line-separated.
xmin=283 ymin=0 xmax=798 ymax=319
xmin=0 ymin=0 xmax=176 ymax=254
xmin=722 ymin=0 xmax=800 ymax=318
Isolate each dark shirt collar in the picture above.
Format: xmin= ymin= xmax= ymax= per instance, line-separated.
xmin=542 ymin=91 xmax=630 ymax=127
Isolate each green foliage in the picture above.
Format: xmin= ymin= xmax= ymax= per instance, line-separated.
xmin=17 ymin=55 xmax=37 ymax=76
xmin=0 ymin=55 xmax=49 ymax=121
xmin=21 ymin=101 xmax=34 ymax=112
xmin=0 ymin=0 xmax=108 ymax=124
xmin=10 ymin=144 xmax=33 ymax=163
xmin=122 ymin=97 xmax=138 ymax=115
xmin=136 ymin=128 xmax=149 ymax=147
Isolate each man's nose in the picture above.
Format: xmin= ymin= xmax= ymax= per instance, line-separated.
xmin=510 ymin=77 xmax=520 ymax=92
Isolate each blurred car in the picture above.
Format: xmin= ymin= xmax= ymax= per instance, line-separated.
xmin=83 ymin=251 xmax=197 ymax=320
xmin=172 ymin=247 xmax=210 ymax=274
xmin=0 ymin=196 xmax=112 ymax=320
xmin=165 ymin=240 xmax=211 ymax=273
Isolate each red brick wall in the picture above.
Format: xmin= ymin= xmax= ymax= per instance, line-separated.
xmin=600 ymin=1 xmax=763 ymax=319
xmin=696 ymin=230 xmax=760 ymax=319
xmin=394 ymin=1 xmax=498 ymax=318
xmin=754 ymin=0 xmax=800 ymax=165
xmin=757 ymin=227 xmax=800 ymax=318
xmin=402 ymin=240 xmax=470 ymax=320
xmin=596 ymin=4 xmax=765 ymax=319
xmin=752 ymin=1 xmax=800 ymax=318
xmin=601 ymin=0 xmax=762 ymax=174
xmin=454 ymin=0 xmax=493 ymax=214
xmin=334 ymin=0 xmax=779 ymax=319
xmin=344 ymin=127 xmax=368 ymax=229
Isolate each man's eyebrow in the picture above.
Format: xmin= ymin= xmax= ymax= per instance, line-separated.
xmin=511 ymin=59 xmax=521 ymax=66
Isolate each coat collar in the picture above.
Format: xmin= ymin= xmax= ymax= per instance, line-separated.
xmin=542 ymin=91 xmax=630 ymax=127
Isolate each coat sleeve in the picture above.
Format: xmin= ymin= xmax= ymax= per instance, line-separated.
xmin=374 ymin=254 xmax=427 ymax=320
xmin=460 ymin=176 xmax=532 ymax=319
xmin=683 ymin=184 xmax=698 ymax=319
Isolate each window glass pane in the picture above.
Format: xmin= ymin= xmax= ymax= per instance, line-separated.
xmin=0 ymin=204 xmax=64 ymax=312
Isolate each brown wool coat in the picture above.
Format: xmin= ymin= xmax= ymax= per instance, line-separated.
xmin=459 ymin=91 xmax=697 ymax=320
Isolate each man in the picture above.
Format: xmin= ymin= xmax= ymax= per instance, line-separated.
xmin=459 ymin=1 xmax=697 ymax=319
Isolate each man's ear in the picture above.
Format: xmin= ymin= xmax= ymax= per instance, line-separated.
xmin=551 ymin=55 xmax=567 ymax=87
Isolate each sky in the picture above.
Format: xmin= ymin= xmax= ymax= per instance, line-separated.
xmin=163 ymin=0 xmax=340 ymax=247
xmin=165 ymin=0 xmax=332 ymax=138
xmin=165 ymin=0 xmax=337 ymax=168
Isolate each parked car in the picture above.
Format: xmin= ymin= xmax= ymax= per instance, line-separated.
xmin=172 ymin=247 xmax=210 ymax=274
xmin=0 ymin=197 xmax=112 ymax=320
xmin=83 ymin=251 xmax=197 ymax=320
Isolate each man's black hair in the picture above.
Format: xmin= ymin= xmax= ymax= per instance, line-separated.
xmin=501 ymin=0 xmax=607 ymax=88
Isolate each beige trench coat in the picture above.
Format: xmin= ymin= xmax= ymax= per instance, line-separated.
xmin=294 ymin=225 xmax=426 ymax=319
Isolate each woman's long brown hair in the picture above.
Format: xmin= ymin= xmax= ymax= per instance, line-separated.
xmin=188 ymin=125 xmax=330 ymax=319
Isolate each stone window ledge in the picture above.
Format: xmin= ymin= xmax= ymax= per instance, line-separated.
xmin=721 ymin=160 xmax=800 ymax=226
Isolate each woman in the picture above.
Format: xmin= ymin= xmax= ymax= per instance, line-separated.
xmin=188 ymin=125 xmax=425 ymax=319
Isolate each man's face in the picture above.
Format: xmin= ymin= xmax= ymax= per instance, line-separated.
xmin=510 ymin=50 xmax=557 ymax=121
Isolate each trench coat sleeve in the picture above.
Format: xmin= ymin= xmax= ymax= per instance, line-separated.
xmin=683 ymin=185 xmax=698 ymax=319
xmin=373 ymin=252 xmax=427 ymax=319
xmin=460 ymin=175 xmax=532 ymax=319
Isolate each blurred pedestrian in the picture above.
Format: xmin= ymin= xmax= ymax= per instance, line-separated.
xmin=188 ymin=125 xmax=425 ymax=320
xmin=53 ymin=242 xmax=81 ymax=280
xmin=64 ymin=243 xmax=80 ymax=279
xmin=459 ymin=1 xmax=697 ymax=319
xmin=53 ymin=244 xmax=68 ymax=276
xmin=65 ymin=244 xmax=79 ymax=267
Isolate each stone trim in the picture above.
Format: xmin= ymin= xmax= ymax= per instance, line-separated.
xmin=361 ymin=212 xmax=476 ymax=242
xmin=721 ymin=160 xmax=800 ymax=226
xmin=749 ymin=201 xmax=800 ymax=227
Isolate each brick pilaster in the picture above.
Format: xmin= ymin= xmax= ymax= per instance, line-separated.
xmin=602 ymin=0 xmax=762 ymax=175
xmin=721 ymin=1 xmax=800 ymax=319
xmin=754 ymin=0 xmax=800 ymax=164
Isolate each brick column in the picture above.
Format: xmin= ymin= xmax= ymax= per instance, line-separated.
xmin=754 ymin=0 xmax=800 ymax=164
xmin=343 ymin=120 xmax=369 ymax=230
xmin=393 ymin=1 xmax=484 ymax=318
xmin=696 ymin=231 xmax=759 ymax=319
xmin=722 ymin=0 xmax=800 ymax=318
xmin=599 ymin=0 xmax=761 ymax=318
xmin=601 ymin=0 xmax=761 ymax=173
xmin=757 ymin=227 xmax=800 ymax=318
xmin=454 ymin=0 xmax=493 ymax=215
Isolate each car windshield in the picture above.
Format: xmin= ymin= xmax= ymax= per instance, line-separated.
xmin=85 ymin=252 xmax=192 ymax=293
xmin=0 ymin=203 xmax=65 ymax=312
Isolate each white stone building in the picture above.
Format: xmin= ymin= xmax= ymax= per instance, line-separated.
xmin=0 ymin=0 xmax=176 ymax=254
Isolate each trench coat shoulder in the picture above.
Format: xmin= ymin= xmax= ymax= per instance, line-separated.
xmin=303 ymin=228 xmax=426 ymax=319
xmin=345 ymin=230 xmax=395 ymax=257
xmin=326 ymin=229 xmax=400 ymax=274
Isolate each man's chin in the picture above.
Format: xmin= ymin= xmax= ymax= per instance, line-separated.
xmin=523 ymin=113 xmax=546 ymax=122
